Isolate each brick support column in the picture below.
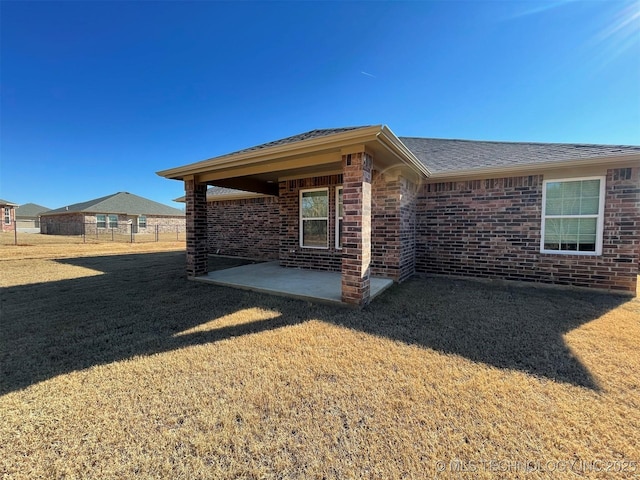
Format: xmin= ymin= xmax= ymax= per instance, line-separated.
xmin=185 ymin=178 xmax=208 ymax=277
xmin=341 ymin=151 xmax=373 ymax=305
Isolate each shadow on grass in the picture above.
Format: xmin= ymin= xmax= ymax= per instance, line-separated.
xmin=1 ymin=253 xmax=630 ymax=395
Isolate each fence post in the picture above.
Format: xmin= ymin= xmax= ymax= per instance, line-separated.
xmin=14 ymin=214 xmax=17 ymax=245
xmin=83 ymin=222 xmax=86 ymax=243
xmin=176 ymin=225 xmax=179 ymax=241
xmin=156 ymin=224 xmax=159 ymax=242
xmin=130 ymin=223 xmax=134 ymax=243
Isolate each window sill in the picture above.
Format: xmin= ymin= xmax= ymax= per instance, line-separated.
xmin=540 ymin=249 xmax=601 ymax=256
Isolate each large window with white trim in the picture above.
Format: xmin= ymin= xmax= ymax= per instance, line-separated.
xmin=4 ymin=208 xmax=11 ymax=225
xmin=541 ymin=177 xmax=605 ymax=255
xmin=300 ymin=188 xmax=328 ymax=248
xmin=108 ymin=214 xmax=118 ymax=228
xmin=96 ymin=214 xmax=107 ymax=228
xmin=336 ymin=186 xmax=343 ymax=249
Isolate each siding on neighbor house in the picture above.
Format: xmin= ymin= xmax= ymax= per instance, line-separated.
xmin=207 ymin=196 xmax=280 ymax=260
xmin=415 ymin=167 xmax=639 ymax=293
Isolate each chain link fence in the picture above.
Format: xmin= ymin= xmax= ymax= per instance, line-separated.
xmin=3 ymin=221 xmax=186 ymax=245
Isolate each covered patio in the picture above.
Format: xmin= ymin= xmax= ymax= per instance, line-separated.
xmin=193 ymin=261 xmax=394 ymax=305
xmin=157 ymin=126 xmax=429 ymax=306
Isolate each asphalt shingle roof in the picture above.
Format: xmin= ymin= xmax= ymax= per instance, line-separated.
xmin=217 ymin=127 xmax=640 ymax=175
xmin=399 ymin=137 xmax=640 ymax=174
xmin=173 ymin=187 xmax=265 ymax=203
xmin=0 ymin=198 xmax=18 ymax=206
xmin=43 ymin=192 xmax=184 ymax=217
xmin=226 ymin=127 xmax=371 ymax=157
xmin=205 ymin=187 xmax=256 ymax=197
xmin=16 ymin=203 xmax=50 ymax=217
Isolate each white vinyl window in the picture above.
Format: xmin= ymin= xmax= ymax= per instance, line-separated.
xmin=335 ymin=187 xmax=343 ymax=249
xmin=96 ymin=214 xmax=106 ymax=228
xmin=4 ymin=208 xmax=10 ymax=225
xmin=108 ymin=214 xmax=118 ymax=228
xmin=138 ymin=215 xmax=147 ymax=228
xmin=541 ymin=177 xmax=605 ymax=255
xmin=300 ymin=188 xmax=328 ymax=248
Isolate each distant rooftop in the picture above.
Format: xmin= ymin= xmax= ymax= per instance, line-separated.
xmin=43 ymin=192 xmax=184 ymax=216
xmin=16 ymin=203 xmax=50 ymax=217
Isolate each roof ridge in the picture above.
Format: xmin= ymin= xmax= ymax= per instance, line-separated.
xmin=399 ymin=136 xmax=640 ymax=148
xmin=43 ymin=192 xmax=184 ymax=216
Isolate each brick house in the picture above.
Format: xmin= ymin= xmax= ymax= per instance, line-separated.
xmin=41 ymin=191 xmax=185 ymax=235
xmin=15 ymin=203 xmax=50 ymax=232
xmin=158 ymin=126 xmax=640 ymax=305
xmin=0 ymin=198 xmax=18 ymax=232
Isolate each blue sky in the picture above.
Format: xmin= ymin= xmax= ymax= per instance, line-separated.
xmin=1 ymin=0 xmax=639 ymax=209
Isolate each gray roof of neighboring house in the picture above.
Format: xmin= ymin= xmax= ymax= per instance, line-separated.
xmin=0 ymin=198 xmax=18 ymax=206
xmin=399 ymin=137 xmax=640 ymax=174
xmin=15 ymin=203 xmax=50 ymax=218
xmin=42 ymin=192 xmax=184 ymax=217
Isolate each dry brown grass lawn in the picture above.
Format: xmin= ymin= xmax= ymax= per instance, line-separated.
xmin=0 ymin=232 xmax=185 ymax=262
xmin=1 ymin=242 xmax=639 ymax=479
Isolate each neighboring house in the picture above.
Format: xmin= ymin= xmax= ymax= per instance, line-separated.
xmin=15 ymin=203 xmax=50 ymax=232
xmin=41 ymin=192 xmax=185 ymax=235
xmin=158 ymin=125 xmax=640 ymax=305
xmin=0 ymin=198 xmax=18 ymax=232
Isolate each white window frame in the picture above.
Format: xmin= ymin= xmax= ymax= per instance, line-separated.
xmin=4 ymin=207 xmax=11 ymax=225
xmin=96 ymin=214 xmax=106 ymax=229
xmin=540 ymin=176 xmax=606 ymax=256
xmin=335 ymin=186 xmax=343 ymax=249
xmin=108 ymin=214 xmax=118 ymax=228
xmin=138 ymin=215 xmax=147 ymax=229
xmin=299 ymin=187 xmax=329 ymax=249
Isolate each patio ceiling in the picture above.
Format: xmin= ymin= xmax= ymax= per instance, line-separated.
xmin=157 ymin=125 xmax=430 ymax=195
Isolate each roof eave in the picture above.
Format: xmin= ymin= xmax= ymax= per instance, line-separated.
xmin=428 ymin=154 xmax=640 ymax=180
xmin=377 ymin=126 xmax=432 ymax=177
xmin=157 ymin=126 xmax=386 ymax=180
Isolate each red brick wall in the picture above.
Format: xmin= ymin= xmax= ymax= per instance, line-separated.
xmin=186 ymin=180 xmax=208 ymax=277
xmin=416 ymin=168 xmax=639 ymax=293
xmin=207 ymin=196 xmax=279 ymax=260
xmin=371 ymin=172 xmax=417 ymax=281
xmin=205 ymin=171 xmax=417 ymax=282
xmin=341 ymin=152 xmax=373 ymax=305
xmin=279 ymin=175 xmax=343 ymax=271
xmin=1 ymin=206 xmax=16 ymax=232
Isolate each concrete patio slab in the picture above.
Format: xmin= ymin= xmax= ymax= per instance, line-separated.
xmin=192 ymin=261 xmax=394 ymax=305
